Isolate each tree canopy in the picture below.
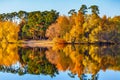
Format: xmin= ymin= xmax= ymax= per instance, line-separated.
xmin=0 ymin=5 xmax=120 ymax=44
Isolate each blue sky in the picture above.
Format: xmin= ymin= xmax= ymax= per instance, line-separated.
xmin=0 ymin=0 xmax=120 ymax=17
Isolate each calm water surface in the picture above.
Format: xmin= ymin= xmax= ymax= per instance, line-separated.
xmin=0 ymin=43 xmax=120 ymax=80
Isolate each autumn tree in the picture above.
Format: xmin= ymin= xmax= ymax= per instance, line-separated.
xmin=70 ymin=11 xmax=85 ymax=43
xmin=46 ymin=15 xmax=71 ymax=41
xmin=46 ymin=23 xmax=61 ymax=40
xmin=89 ymin=5 xmax=99 ymax=15
xmin=68 ymin=9 xmax=76 ymax=16
xmin=84 ymin=14 xmax=101 ymax=43
xmin=57 ymin=16 xmax=71 ymax=39
xmin=111 ymin=16 xmax=120 ymax=43
xmin=0 ymin=21 xmax=19 ymax=42
xmin=79 ymin=4 xmax=87 ymax=14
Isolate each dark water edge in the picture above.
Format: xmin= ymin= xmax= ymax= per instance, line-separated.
xmin=66 ymin=42 xmax=115 ymax=45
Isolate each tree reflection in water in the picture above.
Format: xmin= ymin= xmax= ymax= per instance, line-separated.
xmin=0 ymin=43 xmax=120 ymax=79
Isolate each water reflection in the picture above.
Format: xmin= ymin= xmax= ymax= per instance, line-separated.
xmin=0 ymin=43 xmax=120 ymax=80
xmin=18 ymin=47 xmax=58 ymax=76
xmin=0 ymin=43 xmax=19 ymax=66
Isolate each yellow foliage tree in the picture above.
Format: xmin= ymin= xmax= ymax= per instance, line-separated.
xmin=83 ymin=14 xmax=101 ymax=43
xmin=0 ymin=21 xmax=19 ymax=42
xmin=70 ymin=12 xmax=84 ymax=43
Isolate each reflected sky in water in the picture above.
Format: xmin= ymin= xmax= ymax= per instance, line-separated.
xmin=98 ymin=70 xmax=120 ymax=80
xmin=0 ymin=70 xmax=120 ymax=80
xmin=0 ymin=71 xmax=79 ymax=80
xmin=0 ymin=44 xmax=120 ymax=80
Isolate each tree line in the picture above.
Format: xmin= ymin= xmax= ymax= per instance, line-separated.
xmin=0 ymin=5 xmax=120 ymax=43
xmin=46 ymin=5 xmax=120 ymax=43
xmin=0 ymin=10 xmax=59 ymax=41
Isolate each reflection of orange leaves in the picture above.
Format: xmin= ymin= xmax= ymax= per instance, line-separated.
xmin=46 ymin=48 xmax=60 ymax=64
xmin=87 ymin=63 xmax=99 ymax=75
xmin=56 ymin=63 xmax=65 ymax=71
xmin=0 ymin=44 xmax=19 ymax=66
xmin=70 ymin=51 xmax=83 ymax=63
xmin=46 ymin=47 xmax=70 ymax=71
xmin=72 ymin=64 xmax=84 ymax=77
xmin=53 ymin=43 xmax=66 ymax=50
xmin=46 ymin=44 xmax=120 ymax=77
xmin=69 ymin=51 xmax=84 ymax=76
xmin=46 ymin=48 xmax=65 ymax=70
xmin=2 ymin=53 xmax=19 ymax=66
xmin=29 ymin=54 xmax=34 ymax=60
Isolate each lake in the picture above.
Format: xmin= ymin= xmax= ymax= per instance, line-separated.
xmin=0 ymin=43 xmax=120 ymax=80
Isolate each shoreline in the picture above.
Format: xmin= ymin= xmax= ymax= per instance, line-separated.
xmin=1 ymin=40 xmax=116 ymax=45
